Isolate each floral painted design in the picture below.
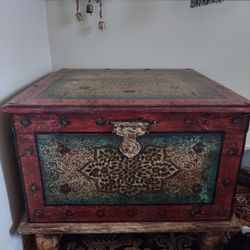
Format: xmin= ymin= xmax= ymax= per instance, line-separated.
xmin=36 ymin=133 xmax=222 ymax=205
xmin=80 ymin=147 xmax=179 ymax=196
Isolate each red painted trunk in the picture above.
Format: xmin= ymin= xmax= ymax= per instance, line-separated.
xmin=1 ymin=69 xmax=250 ymax=222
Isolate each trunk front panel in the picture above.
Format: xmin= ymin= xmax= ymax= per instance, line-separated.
xmin=36 ymin=133 xmax=222 ymax=206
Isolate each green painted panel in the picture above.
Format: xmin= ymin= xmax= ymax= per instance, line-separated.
xmin=36 ymin=133 xmax=222 ymax=205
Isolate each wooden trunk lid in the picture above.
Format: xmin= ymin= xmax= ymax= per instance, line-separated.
xmin=2 ymin=69 xmax=250 ymax=113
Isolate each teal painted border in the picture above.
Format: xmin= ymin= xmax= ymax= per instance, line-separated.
xmin=36 ymin=133 xmax=222 ymax=206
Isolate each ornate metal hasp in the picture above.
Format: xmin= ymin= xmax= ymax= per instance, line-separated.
xmin=111 ymin=122 xmax=149 ymax=159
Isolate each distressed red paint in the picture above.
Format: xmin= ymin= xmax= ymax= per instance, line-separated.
xmin=1 ymin=69 xmax=250 ymax=222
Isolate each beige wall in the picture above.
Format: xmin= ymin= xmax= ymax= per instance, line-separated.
xmin=45 ymin=0 xmax=250 ymax=146
xmin=0 ymin=1 xmax=52 ymax=249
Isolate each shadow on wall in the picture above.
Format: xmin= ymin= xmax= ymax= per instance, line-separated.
xmin=0 ymin=100 xmax=24 ymax=234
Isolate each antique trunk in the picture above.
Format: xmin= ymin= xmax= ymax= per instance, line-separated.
xmin=1 ymin=69 xmax=250 ymax=223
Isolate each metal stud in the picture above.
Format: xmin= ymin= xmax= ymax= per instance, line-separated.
xmin=96 ymin=117 xmax=107 ymax=125
xmin=231 ymin=117 xmax=242 ymax=125
xmin=228 ymin=147 xmax=237 ymax=156
xmin=223 ymin=178 xmax=232 ymax=187
xmin=21 ymin=116 xmax=31 ymax=127
xmin=33 ymin=209 xmax=44 ymax=217
xmin=25 ymin=148 xmax=33 ymax=157
xmin=30 ymin=183 xmax=38 ymax=193
xmin=59 ymin=117 xmax=71 ymax=127
xmin=190 ymin=205 xmax=200 ymax=216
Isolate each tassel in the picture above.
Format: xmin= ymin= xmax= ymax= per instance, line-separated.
xmin=190 ymin=0 xmax=224 ymax=8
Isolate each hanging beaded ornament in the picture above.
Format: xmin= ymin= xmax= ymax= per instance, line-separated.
xmin=75 ymin=0 xmax=83 ymax=22
xmin=75 ymin=0 xmax=105 ymax=30
xmin=97 ymin=0 xmax=105 ymax=31
xmin=86 ymin=0 xmax=93 ymax=15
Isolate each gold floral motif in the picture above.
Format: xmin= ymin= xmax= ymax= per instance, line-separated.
xmin=80 ymin=147 xmax=180 ymax=196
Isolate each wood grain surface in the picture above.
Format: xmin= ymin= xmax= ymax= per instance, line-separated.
xmin=18 ymin=215 xmax=241 ymax=235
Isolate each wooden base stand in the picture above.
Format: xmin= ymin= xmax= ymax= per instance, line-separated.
xmin=32 ymin=232 xmax=226 ymax=250
xmin=18 ymin=215 xmax=241 ymax=250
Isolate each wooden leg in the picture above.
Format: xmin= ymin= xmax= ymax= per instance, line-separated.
xmin=35 ymin=234 xmax=60 ymax=250
xmin=199 ymin=232 xmax=224 ymax=250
